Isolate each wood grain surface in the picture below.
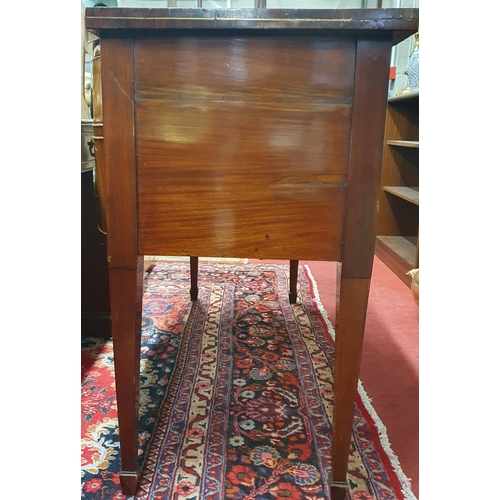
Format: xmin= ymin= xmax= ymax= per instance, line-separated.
xmin=86 ymin=8 xmax=418 ymax=44
xmin=135 ymin=36 xmax=354 ymax=260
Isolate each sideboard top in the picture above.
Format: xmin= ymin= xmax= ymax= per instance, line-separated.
xmin=85 ymin=8 xmax=418 ymax=44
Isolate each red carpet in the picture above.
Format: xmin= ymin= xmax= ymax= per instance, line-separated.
xmin=267 ymin=257 xmax=419 ymax=498
xmin=81 ymin=260 xmax=417 ymax=499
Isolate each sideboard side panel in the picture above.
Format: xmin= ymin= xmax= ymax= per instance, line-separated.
xmin=135 ymin=35 xmax=355 ymax=261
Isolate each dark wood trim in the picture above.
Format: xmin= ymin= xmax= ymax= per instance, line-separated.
xmin=335 ymin=262 xmax=342 ymax=331
xmin=190 ymin=256 xmax=199 ymax=301
xmin=86 ymin=8 xmax=418 ymax=44
xmin=289 ymin=259 xmax=299 ymax=304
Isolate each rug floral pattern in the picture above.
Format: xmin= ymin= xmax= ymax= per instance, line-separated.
xmin=81 ymin=263 xmax=408 ymax=499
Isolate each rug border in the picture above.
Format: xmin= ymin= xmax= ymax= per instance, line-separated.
xmin=303 ymin=264 xmax=417 ymax=500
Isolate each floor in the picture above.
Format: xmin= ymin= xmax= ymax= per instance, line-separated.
xmin=249 ymin=256 xmax=419 ymax=499
xmin=144 ymin=254 xmax=420 ymax=497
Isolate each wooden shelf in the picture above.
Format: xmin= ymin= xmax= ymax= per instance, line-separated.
xmin=388 ymin=90 xmax=419 ymax=103
xmin=387 ymin=140 xmax=419 ymax=148
xmin=375 ymin=236 xmax=418 ymax=287
xmin=384 ymin=186 xmax=419 ymax=205
xmin=377 ymin=236 xmax=417 ymax=265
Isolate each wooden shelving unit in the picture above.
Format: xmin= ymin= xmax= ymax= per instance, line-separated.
xmin=376 ymin=91 xmax=419 ymax=287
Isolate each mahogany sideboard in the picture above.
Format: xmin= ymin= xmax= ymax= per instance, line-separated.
xmin=85 ymin=8 xmax=418 ymax=499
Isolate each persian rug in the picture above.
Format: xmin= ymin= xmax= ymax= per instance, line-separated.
xmin=81 ymin=263 xmax=415 ymax=500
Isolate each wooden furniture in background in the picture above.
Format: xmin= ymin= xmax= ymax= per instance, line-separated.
xmin=376 ymin=91 xmax=419 ymax=287
xmin=80 ymin=40 xmax=111 ymax=338
xmin=85 ymin=8 xmax=418 ymax=499
xmin=81 ymin=167 xmax=111 ymax=337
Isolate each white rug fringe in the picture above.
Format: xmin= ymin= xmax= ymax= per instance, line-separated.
xmin=303 ymin=265 xmax=417 ymax=500
xmin=303 ymin=264 xmax=336 ymax=342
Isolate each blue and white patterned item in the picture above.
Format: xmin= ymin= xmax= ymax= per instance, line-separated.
xmin=408 ymin=33 xmax=419 ymax=91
